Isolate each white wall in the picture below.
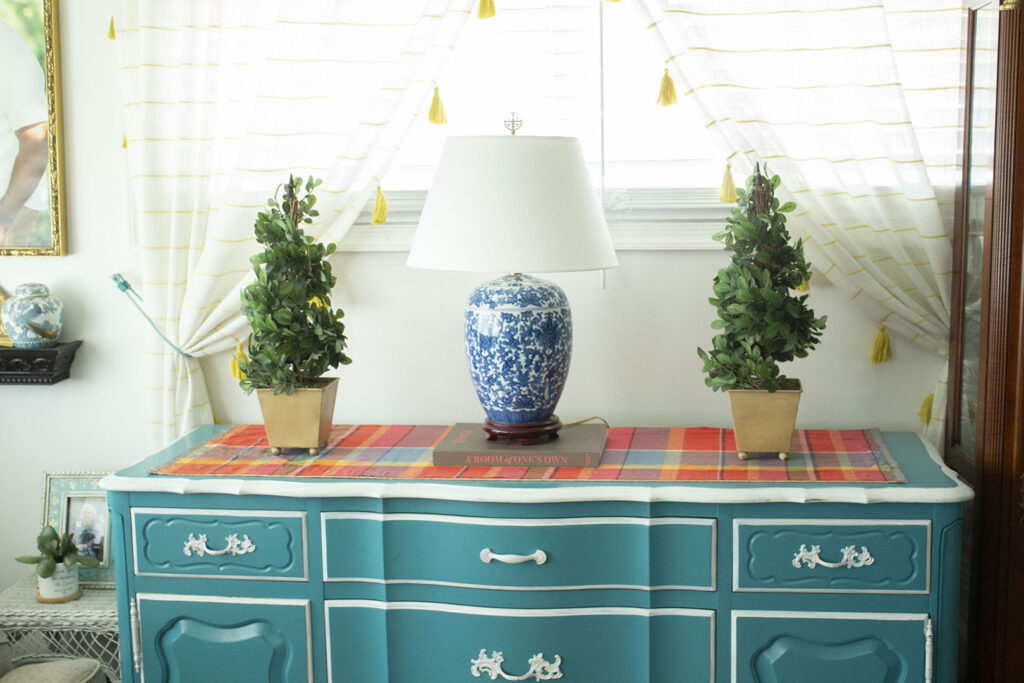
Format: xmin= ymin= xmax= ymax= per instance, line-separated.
xmin=0 ymin=2 xmax=145 ymax=589
xmin=205 ymin=251 xmax=945 ymax=431
xmin=0 ymin=3 xmax=945 ymax=589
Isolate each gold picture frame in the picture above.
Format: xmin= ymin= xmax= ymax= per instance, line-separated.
xmin=0 ymin=0 xmax=67 ymax=256
xmin=0 ymin=285 xmax=10 ymax=346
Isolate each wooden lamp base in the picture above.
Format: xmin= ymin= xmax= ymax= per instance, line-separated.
xmin=483 ymin=416 xmax=562 ymax=445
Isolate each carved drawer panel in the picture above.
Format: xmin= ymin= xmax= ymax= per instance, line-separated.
xmin=732 ymin=611 xmax=931 ymax=683
xmin=321 ymin=512 xmax=716 ymax=591
xmin=733 ymin=519 xmax=930 ymax=594
xmin=132 ymin=508 xmax=308 ymax=580
xmin=136 ymin=593 xmax=312 ymax=683
xmin=326 ymin=600 xmax=714 ymax=682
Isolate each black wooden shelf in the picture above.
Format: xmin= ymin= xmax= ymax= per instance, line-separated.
xmin=0 ymin=340 xmax=83 ymax=384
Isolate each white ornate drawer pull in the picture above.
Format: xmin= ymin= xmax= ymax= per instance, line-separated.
xmin=471 ymin=649 xmax=563 ymax=681
xmin=479 ymin=548 xmax=547 ymax=566
xmin=183 ymin=533 xmax=257 ymax=557
xmin=792 ymin=543 xmax=875 ymax=569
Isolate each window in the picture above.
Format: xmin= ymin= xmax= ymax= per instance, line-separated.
xmin=347 ymin=0 xmax=729 ymax=250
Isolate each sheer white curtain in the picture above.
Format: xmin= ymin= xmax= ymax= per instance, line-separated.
xmin=115 ymin=0 xmax=474 ymax=443
xmin=635 ymin=0 xmax=968 ymax=444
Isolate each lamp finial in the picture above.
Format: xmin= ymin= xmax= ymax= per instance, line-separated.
xmin=504 ymin=112 xmax=522 ymax=136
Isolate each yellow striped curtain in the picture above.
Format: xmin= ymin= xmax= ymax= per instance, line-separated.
xmin=636 ymin=0 xmax=976 ymax=446
xmin=114 ymin=0 xmax=475 ymax=443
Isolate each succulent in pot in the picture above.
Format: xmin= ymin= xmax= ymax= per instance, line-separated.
xmin=238 ymin=175 xmax=352 ymax=455
xmin=17 ymin=524 xmax=99 ymax=603
xmin=697 ymin=164 xmax=827 ymax=460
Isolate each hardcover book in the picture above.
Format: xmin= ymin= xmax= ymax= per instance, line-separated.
xmin=432 ymin=423 xmax=607 ymax=467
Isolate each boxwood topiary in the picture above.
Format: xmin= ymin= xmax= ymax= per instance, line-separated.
xmin=697 ymin=164 xmax=826 ymax=392
xmin=238 ymin=175 xmax=352 ymax=396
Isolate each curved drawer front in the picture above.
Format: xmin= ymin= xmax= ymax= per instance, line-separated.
xmin=326 ymin=600 xmax=714 ymax=683
xmin=733 ymin=611 xmax=928 ymax=683
xmin=734 ymin=519 xmax=930 ymax=594
xmin=322 ymin=512 xmax=715 ymax=591
xmin=137 ymin=594 xmax=312 ymax=683
xmin=132 ymin=508 xmax=308 ymax=580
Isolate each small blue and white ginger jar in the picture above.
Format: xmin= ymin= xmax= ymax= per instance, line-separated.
xmin=2 ymin=282 xmax=63 ymax=348
xmin=464 ymin=274 xmax=571 ymax=425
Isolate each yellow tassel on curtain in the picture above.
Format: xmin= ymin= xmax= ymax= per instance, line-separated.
xmin=230 ymin=343 xmax=248 ymax=380
xmin=122 ymin=134 xmax=127 ymax=149
xmin=428 ymin=87 xmax=447 ymax=124
xmin=918 ymin=393 xmax=934 ymax=425
xmin=212 ymin=411 xmax=223 ymax=425
xmin=719 ymin=163 xmax=738 ymax=202
xmin=871 ymin=323 xmax=891 ymax=363
xmin=795 ymin=278 xmax=810 ymax=292
xmin=372 ymin=186 xmax=388 ymax=225
xmin=108 ymin=17 xmax=116 ymax=40
xmin=657 ymin=68 xmax=678 ymax=106
xmin=478 ymin=0 xmax=496 ymax=19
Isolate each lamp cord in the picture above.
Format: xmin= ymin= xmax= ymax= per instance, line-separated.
xmin=563 ymin=416 xmax=611 ymax=429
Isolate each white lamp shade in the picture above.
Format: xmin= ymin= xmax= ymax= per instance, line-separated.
xmin=407 ymin=136 xmax=618 ymax=273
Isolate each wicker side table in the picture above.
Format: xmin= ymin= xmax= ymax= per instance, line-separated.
xmin=0 ymin=573 xmax=119 ymax=682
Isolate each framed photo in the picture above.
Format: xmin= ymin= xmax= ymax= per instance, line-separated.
xmin=0 ymin=0 xmax=68 ymax=256
xmin=42 ymin=471 xmax=113 ymax=587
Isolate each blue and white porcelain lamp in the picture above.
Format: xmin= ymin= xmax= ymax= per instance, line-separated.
xmin=408 ymin=136 xmax=617 ymax=443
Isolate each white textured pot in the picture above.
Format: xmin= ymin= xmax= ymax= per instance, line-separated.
xmin=36 ymin=562 xmax=82 ymax=603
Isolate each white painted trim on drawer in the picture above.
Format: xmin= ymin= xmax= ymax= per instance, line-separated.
xmin=731 ymin=518 xmax=931 ymax=595
xmin=320 ymin=512 xmax=717 ymax=591
xmin=131 ymin=507 xmax=309 ymax=581
xmin=730 ymin=610 xmax=929 ymax=683
xmin=323 ymin=576 xmax=716 ymax=593
xmin=100 ymin=430 xmax=973 ymax=503
xmin=321 ymin=511 xmax=717 ymax=527
xmin=136 ymin=593 xmax=313 ymax=683
xmin=324 ymin=600 xmax=716 ymax=683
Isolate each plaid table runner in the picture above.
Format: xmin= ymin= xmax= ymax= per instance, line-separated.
xmin=154 ymin=425 xmax=906 ymax=483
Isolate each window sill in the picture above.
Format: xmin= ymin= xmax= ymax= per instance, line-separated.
xmin=339 ymin=188 xmax=731 ymax=252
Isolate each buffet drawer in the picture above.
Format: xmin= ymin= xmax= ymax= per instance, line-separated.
xmin=321 ymin=512 xmax=715 ymax=590
xmin=733 ymin=519 xmax=930 ymax=593
xmin=732 ymin=611 xmax=930 ymax=683
xmin=136 ymin=594 xmax=312 ymax=683
xmin=132 ymin=507 xmax=308 ymax=580
xmin=326 ymin=600 xmax=714 ymax=682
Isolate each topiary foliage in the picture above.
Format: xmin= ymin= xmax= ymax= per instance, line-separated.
xmin=239 ymin=175 xmax=352 ymax=396
xmin=697 ymin=164 xmax=826 ymax=392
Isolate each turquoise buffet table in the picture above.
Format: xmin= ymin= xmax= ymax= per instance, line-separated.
xmin=101 ymin=426 xmax=971 ymax=683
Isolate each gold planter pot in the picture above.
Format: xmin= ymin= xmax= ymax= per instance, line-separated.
xmin=728 ymin=379 xmax=802 ymax=461
xmin=256 ymin=378 xmax=339 ymax=455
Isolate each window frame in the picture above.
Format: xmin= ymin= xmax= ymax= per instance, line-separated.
xmin=344 ymin=187 xmax=732 ymax=252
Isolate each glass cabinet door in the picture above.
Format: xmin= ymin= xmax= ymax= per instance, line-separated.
xmin=952 ymin=4 xmax=998 ymax=461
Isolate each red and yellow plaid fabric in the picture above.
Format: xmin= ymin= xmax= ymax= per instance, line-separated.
xmin=154 ymin=425 xmax=906 ymax=483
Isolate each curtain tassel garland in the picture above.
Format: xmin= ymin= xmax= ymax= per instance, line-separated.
xmin=871 ymin=323 xmax=891 ymax=363
xmin=372 ymin=186 xmax=388 ymax=224
xmin=230 ymin=343 xmax=248 ymax=381
xmin=657 ymin=68 xmax=678 ymax=106
xmin=918 ymin=393 xmax=934 ymax=426
xmin=478 ymin=0 xmax=496 ymax=19
xmin=719 ymin=163 xmax=738 ymax=202
xmin=429 ymin=87 xmax=448 ymax=124
xmin=795 ymin=277 xmax=810 ymax=292
xmin=108 ymin=17 xmax=116 ymax=40
xmin=122 ymin=134 xmax=127 ymax=149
